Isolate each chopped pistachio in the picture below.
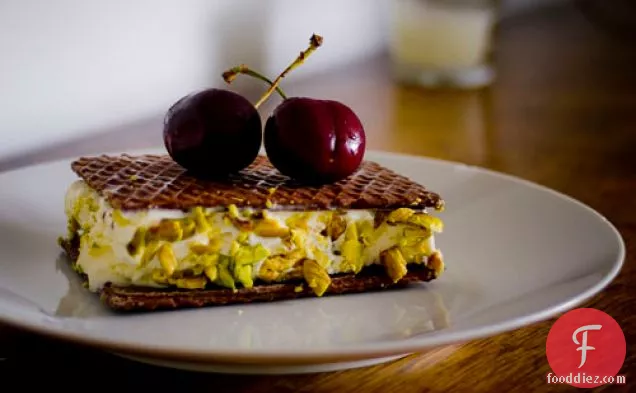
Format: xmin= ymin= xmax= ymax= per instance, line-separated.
xmin=398 ymin=246 xmax=419 ymax=264
xmin=208 ymin=236 xmax=222 ymax=251
xmin=179 ymin=252 xmax=199 ymax=268
xmin=402 ymin=226 xmax=429 ymax=240
xmin=233 ymin=246 xmax=253 ymax=265
xmin=253 ymin=244 xmax=270 ymax=261
xmin=236 ymin=232 xmax=251 ymax=244
xmin=398 ymin=245 xmax=426 ymax=264
xmin=156 ymin=220 xmax=183 ymax=241
xmin=234 ymin=265 xmax=253 ymax=288
xmin=158 ymin=244 xmax=177 ymax=276
xmin=258 ymin=250 xmax=302 ymax=282
xmin=173 ymin=277 xmax=207 ymax=289
xmin=126 ymin=228 xmax=146 ymax=256
xmin=341 ymin=241 xmax=362 ymax=273
xmin=229 ymin=239 xmax=240 ymax=257
xmin=317 ymin=212 xmax=331 ymax=226
xmin=311 ymin=246 xmax=330 ymax=268
xmin=387 ymin=208 xmax=414 ymax=224
xmin=294 ymin=285 xmax=303 ymax=293
xmin=381 ymin=247 xmax=408 ymax=283
xmin=258 ymin=258 xmax=282 ymax=281
xmin=254 ymin=219 xmax=290 ymax=237
xmin=112 ymin=209 xmax=131 ymax=226
xmin=341 ymin=221 xmax=355 ymax=241
xmin=265 ymin=199 xmax=274 ymax=209
xmin=303 ymin=259 xmax=331 ymax=297
xmin=206 ymin=213 xmax=220 ymax=229
xmin=398 ymin=226 xmax=431 ymax=262
xmin=290 ymin=229 xmax=306 ymax=250
xmin=199 ymin=253 xmax=219 ymax=266
xmin=286 ymin=249 xmax=306 ymax=262
xmin=228 ymin=204 xmax=240 ymax=218
xmin=225 ymin=205 xmax=254 ymax=231
xmin=180 ymin=218 xmax=197 ymax=238
xmin=191 ymin=265 xmax=204 ymax=276
xmin=192 ymin=207 xmax=210 ymax=233
xmin=281 ymin=233 xmax=293 ymax=249
xmin=204 ymin=265 xmax=218 ymax=281
xmin=216 ymin=261 xmax=236 ymax=290
xmin=286 ymin=213 xmax=311 ymax=231
xmin=183 ymin=250 xmax=218 ymax=267
xmin=407 ymin=213 xmax=444 ymax=233
xmin=357 ymin=220 xmax=374 ymax=246
xmin=341 ymin=223 xmax=363 ymax=273
xmin=152 ymin=270 xmax=169 ymax=284
xmin=234 ymin=243 xmax=270 ymax=265
xmin=189 ymin=242 xmax=219 ymax=255
xmin=139 ymin=241 xmax=161 ymax=267
xmin=428 ymin=251 xmax=445 ymax=277
xmin=323 ymin=212 xmax=346 ymax=240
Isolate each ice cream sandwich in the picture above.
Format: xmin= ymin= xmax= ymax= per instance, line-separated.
xmin=59 ymin=154 xmax=446 ymax=312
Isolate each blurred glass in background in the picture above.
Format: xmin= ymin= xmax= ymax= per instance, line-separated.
xmin=389 ymin=0 xmax=500 ymax=89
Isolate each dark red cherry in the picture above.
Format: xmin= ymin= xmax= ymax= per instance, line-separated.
xmin=264 ymin=97 xmax=366 ymax=184
xmin=163 ymin=88 xmax=261 ymax=178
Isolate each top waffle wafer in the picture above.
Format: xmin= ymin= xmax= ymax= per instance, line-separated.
xmin=70 ymin=154 xmax=445 ymax=211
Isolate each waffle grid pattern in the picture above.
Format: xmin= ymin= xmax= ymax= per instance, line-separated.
xmin=70 ymin=154 xmax=444 ymax=211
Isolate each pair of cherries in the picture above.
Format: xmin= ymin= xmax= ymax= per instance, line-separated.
xmin=163 ymin=34 xmax=366 ymax=184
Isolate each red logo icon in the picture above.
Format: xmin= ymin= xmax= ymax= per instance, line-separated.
xmin=546 ymin=308 xmax=626 ymax=388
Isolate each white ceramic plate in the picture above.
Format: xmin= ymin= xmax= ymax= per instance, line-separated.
xmin=0 ymin=149 xmax=624 ymax=374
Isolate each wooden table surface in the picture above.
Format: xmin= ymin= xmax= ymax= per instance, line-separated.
xmin=0 ymin=3 xmax=634 ymax=392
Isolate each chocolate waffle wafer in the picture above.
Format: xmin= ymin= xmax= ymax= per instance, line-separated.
xmin=70 ymin=154 xmax=444 ymax=211
xmin=60 ymin=153 xmax=446 ymax=312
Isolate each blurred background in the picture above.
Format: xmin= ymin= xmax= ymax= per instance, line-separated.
xmin=0 ymin=0 xmax=634 ymax=168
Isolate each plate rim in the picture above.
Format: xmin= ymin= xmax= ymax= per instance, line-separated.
xmin=0 ymin=149 xmax=626 ymax=364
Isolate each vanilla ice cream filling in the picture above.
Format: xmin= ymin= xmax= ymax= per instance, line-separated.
xmin=63 ymin=180 xmax=443 ymax=292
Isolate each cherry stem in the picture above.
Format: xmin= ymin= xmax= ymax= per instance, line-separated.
xmin=222 ymin=65 xmax=287 ymax=100
xmin=253 ymin=33 xmax=323 ymax=109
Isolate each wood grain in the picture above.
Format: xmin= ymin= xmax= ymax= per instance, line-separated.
xmin=0 ymin=3 xmax=634 ymax=392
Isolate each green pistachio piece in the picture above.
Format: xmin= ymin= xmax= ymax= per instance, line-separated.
xmin=234 ymin=264 xmax=253 ymax=288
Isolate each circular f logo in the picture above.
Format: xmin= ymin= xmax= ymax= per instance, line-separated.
xmin=546 ymin=308 xmax=626 ymax=388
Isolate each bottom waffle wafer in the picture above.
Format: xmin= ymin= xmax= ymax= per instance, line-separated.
xmin=59 ymin=154 xmax=446 ymax=312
